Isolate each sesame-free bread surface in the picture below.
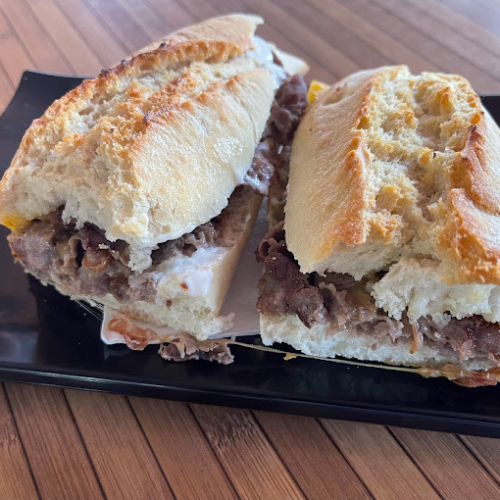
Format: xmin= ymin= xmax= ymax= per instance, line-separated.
xmin=285 ymin=65 xmax=500 ymax=286
xmin=0 ymin=15 xmax=276 ymax=272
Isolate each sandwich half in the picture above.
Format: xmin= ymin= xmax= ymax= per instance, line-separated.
xmin=257 ymin=65 xmax=500 ymax=386
xmin=0 ymin=14 xmax=307 ymax=340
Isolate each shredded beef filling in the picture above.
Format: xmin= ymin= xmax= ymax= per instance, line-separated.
xmin=256 ymin=224 xmax=500 ymax=361
xmin=8 ymin=187 xmax=252 ymax=303
xmin=264 ymin=75 xmax=308 ymax=144
xmin=244 ymin=75 xmax=308 ymax=197
xmin=159 ymin=340 xmax=234 ymax=365
xmin=9 ymin=196 xmax=240 ymax=303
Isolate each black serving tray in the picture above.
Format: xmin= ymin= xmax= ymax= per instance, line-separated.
xmin=2 ymin=71 xmax=500 ymax=437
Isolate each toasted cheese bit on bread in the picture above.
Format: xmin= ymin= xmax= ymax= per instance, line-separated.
xmin=307 ymin=80 xmax=329 ymax=104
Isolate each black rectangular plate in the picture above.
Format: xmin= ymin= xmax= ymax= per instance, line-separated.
xmin=2 ymin=71 xmax=500 ymax=437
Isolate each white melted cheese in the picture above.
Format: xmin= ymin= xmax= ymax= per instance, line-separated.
xmin=154 ymin=246 xmax=227 ymax=298
xmin=248 ymin=36 xmax=287 ymax=89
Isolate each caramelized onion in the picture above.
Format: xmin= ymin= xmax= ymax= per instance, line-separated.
xmin=108 ymin=314 xmax=159 ymax=350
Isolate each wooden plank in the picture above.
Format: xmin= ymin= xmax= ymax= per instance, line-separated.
xmin=377 ymin=0 xmax=500 ymax=82
xmin=1 ymin=0 xmax=71 ymax=74
xmin=5 ymin=383 xmax=104 ymax=500
xmin=53 ymin=0 xmax=128 ymax=69
xmin=0 ymin=61 xmax=14 ymax=113
xmin=0 ymin=7 xmax=34 ymax=86
xmin=191 ymin=404 xmax=305 ymax=500
xmin=439 ymin=0 xmax=500 ymax=39
xmin=65 ymin=390 xmax=175 ymax=500
xmin=461 ymin=434 xmax=500 ymax=485
xmin=177 ymin=0 xmax=218 ymax=19
xmin=240 ymin=0 xmax=359 ymax=79
xmin=254 ymin=411 xmax=372 ymax=500
xmin=0 ymin=384 xmax=39 ymax=500
xmin=453 ymin=0 xmax=500 ymax=39
xmin=418 ymin=0 xmax=500 ymax=60
xmin=129 ymin=397 xmax=237 ymax=500
xmin=339 ymin=0 xmax=500 ymax=92
xmin=24 ymin=0 xmax=102 ymax=75
xmin=84 ymin=0 xmax=152 ymax=54
xmin=174 ymin=0 xmax=220 ymax=22
xmin=303 ymin=0 xmax=438 ymax=74
xmin=146 ymin=0 xmax=194 ymax=30
xmin=392 ymin=428 xmax=500 ymax=500
xmin=116 ymin=0 xmax=172 ymax=41
xmin=274 ymin=0 xmax=389 ymax=69
xmin=320 ymin=420 xmax=440 ymax=500
xmin=208 ymin=0 xmax=337 ymax=83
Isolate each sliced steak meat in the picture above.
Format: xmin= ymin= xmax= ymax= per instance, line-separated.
xmin=256 ymin=222 xmax=326 ymax=327
xmin=417 ymin=316 xmax=500 ymax=360
xmin=151 ymin=221 xmax=218 ymax=265
xmin=265 ymin=75 xmax=308 ymax=144
xmin=244 ymin=142 xmax=285 ymax=196
xmin=9 ymin=205 xmax=222 ymax=303
xmin=244 ymin=75 xmax=307 ymax=197
xmin=159 ymin=339 xmax=234 ymax=365
xmin=256 ymin=223 xmax=500 ymax=361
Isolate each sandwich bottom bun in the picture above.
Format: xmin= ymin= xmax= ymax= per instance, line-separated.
xmin=260 ymin=313 xmax=498 ymax=374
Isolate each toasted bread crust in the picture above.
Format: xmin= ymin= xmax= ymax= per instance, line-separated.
xmin=286 ymin=65 xmax=500 ymax=285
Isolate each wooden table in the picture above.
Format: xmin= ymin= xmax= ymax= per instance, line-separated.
xmin=1 ymin=1 xmax=500 ymax=499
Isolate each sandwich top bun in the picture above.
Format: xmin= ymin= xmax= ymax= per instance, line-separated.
xmin=0 ymin=14 xmax=302 ymax=272
xmin=286 ymin=65 xmax=500 ymax=286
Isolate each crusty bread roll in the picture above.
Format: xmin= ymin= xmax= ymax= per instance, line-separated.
xmin=0 ymin=14 xmax=294 ymax=272
xmin=258 ymin=66 xmax=500 ymax=385
xmin=0 ymin=15 xmax=308 ymax=341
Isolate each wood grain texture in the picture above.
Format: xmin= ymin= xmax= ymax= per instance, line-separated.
xmin=84 ymin=0 xmax=151 ymax=54
xmin=65 ymin=390 xmax=175 ymax=500
xmin=191 ymin=404 xmax=305 ymax=500
xmin=53 ymin=0 xmax=128 ymax=68
xmin=25 ymin=0 xmax=102 ymax=74
xmin=391 ymin=428 xmax=500 ymax=500
xmin=418 ymin=0 xmax=500 ymax=59
xmin=0 ymin=6 xmax=34 ymax=87
xmin=339 ymin=0 xmax=500 ymax=91
xmin=208 ymin=0 xmax=337 ymax=82
xmin=0 ymin=384 xmax=38 ymax=500
xmin=244 ymin=0 xmax=360 ymax=78
xmin=303 ymin=0 xmax=438 ymax=74
xmin=129 ymin=397 xmax=237 ymax=500
xmin=460 ymin=434 xmax=500 ymax=484
xmin=1 ymin=1 xmax=500 ymax=499
xmin=320 ymin=420 xmax=441 ymax=500
xmin=254 ymin=411 xmax=372 ymax=500
xmin=378 ymin=0 xmax=500 ymax=82
xmin=444 ymin=0 xmax=500 ymax=39
xmin=0 ymin=0 xmax=71 ymax=74
xmin=5 ymin=383 xmax=104 ymax=500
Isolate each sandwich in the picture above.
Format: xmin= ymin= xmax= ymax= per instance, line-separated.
xmin=257 ymin=65 xmax=500 ymax=386
xmin=0 ymin=15 xmax=308 ymax=345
